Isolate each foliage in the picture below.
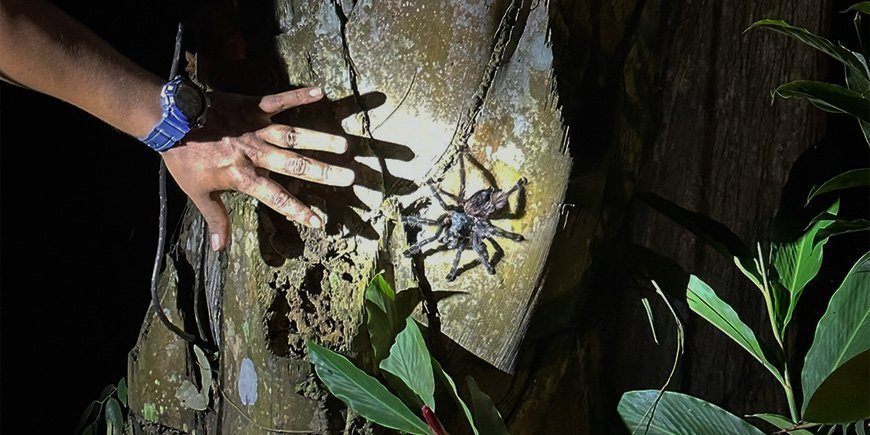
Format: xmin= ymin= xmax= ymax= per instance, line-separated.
xmin=308 ymin=273 xmax=508 ymax=434
xmin=619 ymin=7 xmax=870 ymax=434
xmin=75 ymin=378 xmax=128 ymax=435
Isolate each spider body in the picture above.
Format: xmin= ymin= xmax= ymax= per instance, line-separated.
xmin=403 ymin=151 xmax=526 ymax=282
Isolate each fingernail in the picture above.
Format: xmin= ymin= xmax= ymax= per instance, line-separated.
xmin=210 ymin=233 xmax=222 ymax=251
xmin=309 ymin=87 xmax=322 ymax=97
xmin=308 ymin=214 xmax=323 ymax=228
xmin=335 ymin=167 xmax=355 ymax=185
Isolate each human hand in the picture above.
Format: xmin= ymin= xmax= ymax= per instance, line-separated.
xmin=160 ymin=86 xmax=354 ymax=252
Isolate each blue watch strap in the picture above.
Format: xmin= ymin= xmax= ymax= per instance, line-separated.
xmin=142 ymin=114 xmax=190 ymax=152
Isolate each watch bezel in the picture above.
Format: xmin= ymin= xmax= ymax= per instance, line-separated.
xmin=161 ymin=76 xmax=209 ymax=129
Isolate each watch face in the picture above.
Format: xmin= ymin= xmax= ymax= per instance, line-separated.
xmin=175 ymin=83 xmax=205 ymax=120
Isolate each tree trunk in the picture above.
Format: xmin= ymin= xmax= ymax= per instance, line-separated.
xmin=125 ymin=1 xmax=832 ymax=434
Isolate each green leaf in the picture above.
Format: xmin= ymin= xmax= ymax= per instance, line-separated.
xmin=636 ymin=192 xmax=753 ymax=267
xmin=772 ymin=81 xmax=870 ymax=122
xmin=365 ymin=300 xmax=394 ymax=363
xmin=433 ymin=359 xmax=478 ymax=435
xmin=307 ymin=340 xmax=429 ymax=435
xmin=773 ymin=201 xmax=839 ymax=332
xmin=81 ymin=423 xmax=97 ymax=435
xmin=75 ymin=401 xmax=98 ymax=434
xmin=618 ymin=390 xmax=765 ymax=435
xmin=804 ymin=351 xmax=870 ymax=423
xmin=466 ymin=377 xmax=510 ymax=435
xmin=845 ymin=2 xmax=870 ymax=15
xmin=747 ymin=20 xmax=868 ymax=78
xmin=807 ymin=168 xmax=870 ymax=204
xmin=105 ymin=397 xmax=123 ymax=435
xmin=379 ymin=318 xmax=436 ymax=410
xmin=858 ymin=419 xmax=868 ymax=435
xmin=117 ymin=378 xmax=128 ymax=408
xmin=814 ymin=219 xmax=870 ymax=245
xmin=687 ymin=275 xmax=784 ymax=384
xmin=97 ymin=384 xmax=115 ymax=401
xmin=366 ymin=274 xmax=398 ymax=328
xmin=747 ymin=413 xmax=812 ymax=435
xmin=641 ymin=297 xmax=659 ymax=344
xmin=802 ymin=252 xmax=870 ymax=420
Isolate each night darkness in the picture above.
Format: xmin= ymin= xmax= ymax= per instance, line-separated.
xmin=1 ymin=1 xmax=191 ymax=432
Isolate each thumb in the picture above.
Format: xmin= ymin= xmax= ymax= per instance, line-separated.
xmin=192 ymin=193 xmax=230 ymax=251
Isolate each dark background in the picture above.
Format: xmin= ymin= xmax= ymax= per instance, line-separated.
xmin=1 ymin=1 xmax=191 ymax=432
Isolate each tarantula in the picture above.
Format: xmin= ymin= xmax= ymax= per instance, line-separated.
xmin=402 ymin=150 xmax=527 ymax=282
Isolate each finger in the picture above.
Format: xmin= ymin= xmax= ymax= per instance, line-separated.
xmin=191 ymin=193 xmax=230 ymax=251
xmin=251 ymin=148 xmax=355 ymax=187
xmin=258 ymin=87 xmax=323 ymax=115
xmin=243 ymin=176 xmax=323 ymax=228
xmin=256 ymin=124 xmax=348 ymax=153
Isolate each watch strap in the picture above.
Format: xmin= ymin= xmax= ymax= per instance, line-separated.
xmin=141 ymin=113 xmax=191 ymax=152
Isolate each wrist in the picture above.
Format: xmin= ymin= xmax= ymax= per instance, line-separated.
xmin=139 ymin=76 xmax=209 ymax=152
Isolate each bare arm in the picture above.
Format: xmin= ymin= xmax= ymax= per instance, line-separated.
xmin=0 ymin=0 xmax=163 ymax=138
xmin=0 ymin=0 xmax=354 ymax=251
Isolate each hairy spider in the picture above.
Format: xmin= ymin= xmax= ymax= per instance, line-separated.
xmin=402 ymin=150 xmax=527 ymax=282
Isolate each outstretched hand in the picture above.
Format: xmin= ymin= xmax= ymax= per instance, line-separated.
xmin=161 ymin=86 xmax=354 ymax=252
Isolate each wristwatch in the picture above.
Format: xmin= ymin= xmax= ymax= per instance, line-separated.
xmin=141 ymin=75 xmax=209 ymax=152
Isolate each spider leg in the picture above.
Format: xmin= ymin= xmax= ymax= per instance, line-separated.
xmin=403 ymin=224 xmax=447 ymax=257
xmin=403 ymin=215 xmax=442 ymax=227
xmin=445 ymin=240 xmax=468 ymax=282
xmin=472 ymin=233 xmax=495 ymax=275
xmin=458 ymin=147 xmax=467 ymax=202
xmin=492 ymin=177 xmax=528 ymax=207
xmin=489 ymin=224 xmax=524 ymax=242
xmin=427 ymin=182 xmax=452 ymax=210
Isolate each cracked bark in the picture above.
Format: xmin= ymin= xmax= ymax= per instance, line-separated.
xmin=125 ymin=0 xmax=831 ymax=434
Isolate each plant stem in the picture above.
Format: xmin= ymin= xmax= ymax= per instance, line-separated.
xmin=782 ymin=363 xmax=800 ymax=423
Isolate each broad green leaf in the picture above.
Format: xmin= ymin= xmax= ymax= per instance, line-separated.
xmin=747 ymin=413 xmax=812 ymax=435
xmin=379 ymin=318 xmax=436 ymax=410
xmin=365 ymin=300 xmax=394 ymax=363
xmin=747 ymin=20 xmax=868 ymax=78
xmin=804 ymin=351 xmax=870 ymax=423
xmin=814 ymin=219 xmax=870 ymax=245
xmin=366 ymin=274 xmax=398 ymax=331
xmin=105 ymin=397 xmax=123 ymax=435
xmin=687 ymin=276 xmax=783 ymax=384
xmin=772 ymin=81 xmax=870 ymax=122
xmin=618 ymin=390 xmax=765 ymax=435
xmin=433 ymin=358 xmax=478 ymax=435
xmin=636 ymin=192 xmax=753 ymax=268
xmin=807 ymin=168 xmax=870 ymax=204
xmin=307 ymin=340 xmax=429 ymax=435
xmin=858 ymin=419 xmax=868 ymax=435
xmin=845 ymin=2 xmax=870 ymax=15
xmin=802 ymin=252 xmax=870 ymax=419
xmin=466 ymin=377 xmax=510 ymax=435
xmin=773 ymin=201 xmax=839 ymax=332
xmin=117 ymin=378 xmax=128 ymax=408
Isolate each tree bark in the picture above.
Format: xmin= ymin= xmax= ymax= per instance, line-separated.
xmin=125 ymin=1 xmax=832 ymax=434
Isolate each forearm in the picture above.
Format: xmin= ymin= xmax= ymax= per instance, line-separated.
xmin=0 ymin=0 xmax=163 ymax=138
